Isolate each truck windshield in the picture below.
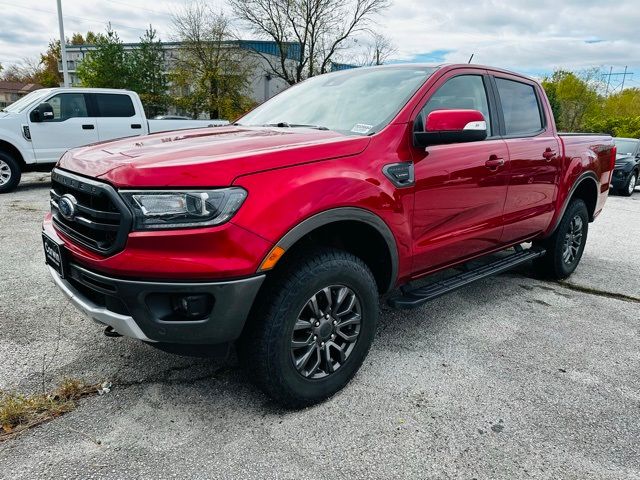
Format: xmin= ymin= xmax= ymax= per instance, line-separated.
xmin=2 ymin=88 xmax=51 ymax=113
xmin=238 ymin=66 xmax=437 ymax=135
xmin=3 ymin=89 xmax=53 ymax=113
xmin=613 ymin=139 xmax=638 ymax=156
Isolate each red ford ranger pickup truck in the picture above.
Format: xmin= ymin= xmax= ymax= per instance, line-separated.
xmin=42 ymin=64 xmax=615 ymax=407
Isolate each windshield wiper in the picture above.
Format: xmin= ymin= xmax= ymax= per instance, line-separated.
xmin=263 ymin=122 xmax=329 ymax=130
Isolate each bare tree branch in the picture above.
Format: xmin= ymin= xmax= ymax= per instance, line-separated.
xmin=229 ymin=0 xmax=390 ymax=83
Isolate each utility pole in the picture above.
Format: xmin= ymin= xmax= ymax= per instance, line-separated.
xmin=605 ymin=66 xmax=613 ymax=96
xmin=57 ymin=0 xmax=70 ymax=87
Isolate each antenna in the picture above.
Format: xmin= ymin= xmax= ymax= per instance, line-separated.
xmin=467 ymin=54 xmax=474 ymax=64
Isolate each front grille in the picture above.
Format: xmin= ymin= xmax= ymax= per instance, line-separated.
xmin=50 ymin=168 xmax=132 ymax=255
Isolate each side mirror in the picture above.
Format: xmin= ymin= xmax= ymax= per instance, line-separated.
xmin=30 ymin=102 xmax=54 ymax=123
xmin=414 ymin=109 xmax=487 ymax=148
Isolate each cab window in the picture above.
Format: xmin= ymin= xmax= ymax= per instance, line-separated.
xmin=94 ymin=94 xmax=135 ymax=117
xmin=415 ymin=75 xmax=492 ymax=136
xmin=46 ymin=93 xmax=89 ymax=121
xmin=494 ymin=78 xmax=543 ymax=135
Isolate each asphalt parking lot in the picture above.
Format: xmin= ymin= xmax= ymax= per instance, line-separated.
xmin=0 ymin=172 xmax=638 ymax=479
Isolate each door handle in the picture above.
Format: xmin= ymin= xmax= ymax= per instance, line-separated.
xmin=485 ymin=156 xmax=505 ymax=170
xmin=82 ymin=124 xmax=95 ymax=130
xmin=131 ymin=124 xmax=142 ymax=129
xmin=542 ymin=148 xmax=556 ymax=161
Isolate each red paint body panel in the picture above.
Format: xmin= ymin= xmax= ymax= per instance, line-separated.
xmin=425 ymin=109 xmax=485 ymax=131
xmin=43 ymin=212 xmax=274 ymax=280
xmin=47 ymin=64 xmax=615 ymax=290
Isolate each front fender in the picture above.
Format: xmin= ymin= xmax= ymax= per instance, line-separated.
xmin=230 ymin=155 xmax=414 ymax=285
xmin=0 ymin=127 xmax=34 ymax=164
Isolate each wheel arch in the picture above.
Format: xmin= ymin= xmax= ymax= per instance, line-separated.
xmin=260 ymin=207 xmax=399 ymax=294
xmin=0 ymin=139 xmax=26 ymax=168
xmin=548 ymin=172 xmax=598 ymax=236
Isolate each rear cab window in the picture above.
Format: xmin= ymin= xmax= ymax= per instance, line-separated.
xmin=94 ymin=94 xmax=136 ymax=117
xmin=494 ymin=78 xmax=544 ymax=136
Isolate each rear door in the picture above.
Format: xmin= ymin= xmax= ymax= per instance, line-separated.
xmin=92 ymin=93 xmax=144 ymax=142
xmin=491 ymin=74 xmax=562 ymax=242
xmin=28 ymin=92 xmax=98 ymax=163
xmin=410 ymin=71 xmax=511 ymax=274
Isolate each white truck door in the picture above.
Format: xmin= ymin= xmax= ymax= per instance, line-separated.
xmin=93 ymin=93 xmax=145 ymax=141
xmin=28 ymin=92 xmax=98 ymax=163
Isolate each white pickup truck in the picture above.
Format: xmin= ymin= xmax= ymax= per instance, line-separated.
xmin=0 ymin=87 xmax=228 ymax=193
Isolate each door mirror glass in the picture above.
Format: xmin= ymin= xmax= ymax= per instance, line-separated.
xmin=30 ymin=102 xmax=54 ymax=122
xmin=29 ymin=107 xmax=41 ymax=123
xmin=39 ymin=102 xmax=55 ymax=121
xmin=414 ymin=109 xmax=488 ymax=147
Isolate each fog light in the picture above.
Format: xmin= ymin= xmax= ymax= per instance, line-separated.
xmin=171 ymin=294 xmax=213 ymax=320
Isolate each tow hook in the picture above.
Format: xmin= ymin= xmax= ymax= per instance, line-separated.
xmin=104 ymin=326 xmax=122 ymax=338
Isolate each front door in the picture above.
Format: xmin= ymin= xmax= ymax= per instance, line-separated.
xmin=28 ymin=92 xmax=98 ymax=163
xmin=410 ymin=72 xmax=510 ymax=275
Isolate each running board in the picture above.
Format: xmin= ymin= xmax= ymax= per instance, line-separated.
xmin=389 ymin=246 xmax=546 ymax=309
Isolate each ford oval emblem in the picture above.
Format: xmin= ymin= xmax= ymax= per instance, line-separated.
xmin=58 ymin=194 xmax=77 ymax=221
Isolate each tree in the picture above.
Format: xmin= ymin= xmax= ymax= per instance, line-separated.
xmin=36 ymin=40 xmax=63 ymax=87
xmin=32 ymin=32 xmax=99 ymax=87
xmin=130 ymin=27 xmax=169 ymax=117
xmin=353 ymin=32 xmax=396 ymax=66
xmin=228 ymin=0 xmax=390 ymax=84
xmin=171 ymin=1 xmax=254 ymax=119
xmin=0 ymin=58 xmax=41 ymax=83
xmin=541 ymin=69 xmax=602 ymax=131
xmin=76 ymin=24 xmax=134 ymax=89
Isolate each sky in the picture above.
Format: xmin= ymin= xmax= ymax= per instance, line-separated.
xmin=0 ymin=0 xmax=638 ymax=89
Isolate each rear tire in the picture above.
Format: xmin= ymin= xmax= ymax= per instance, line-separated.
xmin=238 ymin=248 xmax=379 ymax=408
xmin=620 ymin=172 xmax=637 ymax=197
xmin=0 ymin=152 xmax=21 ymax=194
xmin=533 ymin=199 xmax=589 ymax=280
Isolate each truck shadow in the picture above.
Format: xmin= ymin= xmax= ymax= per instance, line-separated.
xmin=15 ymin=175 xmax=51 ymax=193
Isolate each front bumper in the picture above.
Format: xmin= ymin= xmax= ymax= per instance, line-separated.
xmin=610 ymin=168 xmax=633 ymax=189
xmin=49 ymin=264 xmax=264 ymax=344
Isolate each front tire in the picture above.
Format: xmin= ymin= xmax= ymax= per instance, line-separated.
xmin=620 ymin=171 xmax=637 ymax=197
xmin=0 ymin=152 xmax=21 ymax=194
xmin=238 ymin=248 xmax=379 ymax=408
xmin=533 ymin=199 xmax=589 ymax=280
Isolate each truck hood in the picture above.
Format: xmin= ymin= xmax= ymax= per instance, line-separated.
xmin=58 ymin=126 xmax=370 ymax=187
xmin=615 ymin=154 xmax=636 ymax=168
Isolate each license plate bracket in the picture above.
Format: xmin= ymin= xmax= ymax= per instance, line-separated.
xmin=42 ymin=232 xmax=67 ymax=278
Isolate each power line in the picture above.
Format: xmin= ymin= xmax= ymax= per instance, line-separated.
xmin=0 ymin=1 xmax=150 ymax=33
xmin=102 ymin=0 xmax=175 ymax=19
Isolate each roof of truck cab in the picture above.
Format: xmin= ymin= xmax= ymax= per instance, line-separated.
xmin=354 ymin=63 xmax=537 ymax=82
xmin=43 ymin=88 xmax=136 ymax=94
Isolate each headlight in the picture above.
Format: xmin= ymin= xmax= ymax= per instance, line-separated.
xmin=120 ymin=188 xmax=247 ymax=230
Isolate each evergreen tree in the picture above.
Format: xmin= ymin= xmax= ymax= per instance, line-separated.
xmin=130 ymin=27 xmax=169 ymax=117
xmin=76 ymin=24 xmax=134 ymax=89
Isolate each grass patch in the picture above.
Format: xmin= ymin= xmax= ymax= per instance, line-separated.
xmin=0 ymin=379 xmax=109 ymax=441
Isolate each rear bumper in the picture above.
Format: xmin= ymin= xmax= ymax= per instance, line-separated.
xmin=49 ymin=264 xmax=264 ymax=344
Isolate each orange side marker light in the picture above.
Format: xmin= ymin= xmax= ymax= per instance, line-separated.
xmin=260 ymin=246 xmax=285 ymax=271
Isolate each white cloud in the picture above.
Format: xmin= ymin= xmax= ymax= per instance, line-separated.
xmin=1 ymin=0 xmax=638 ymax=86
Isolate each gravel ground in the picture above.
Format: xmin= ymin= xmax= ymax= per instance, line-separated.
xmin=0 ymin=172 xmax=639 ymax=480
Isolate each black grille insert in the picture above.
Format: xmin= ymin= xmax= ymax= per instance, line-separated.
xmin=50 ymin=169 xmax=132 ymax=255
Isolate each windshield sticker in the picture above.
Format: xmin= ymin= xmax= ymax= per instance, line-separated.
xmin=351 ymin=124 xmax=373 ymax=134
